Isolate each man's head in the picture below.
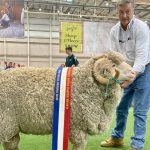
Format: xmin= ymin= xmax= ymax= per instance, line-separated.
xmin=117 ymin=0 xmax=134 ymax=30
xmin=8 ymin=61 xmax=12 ymax=67
xmin=65 ymin=46 xmax=73 ymax=56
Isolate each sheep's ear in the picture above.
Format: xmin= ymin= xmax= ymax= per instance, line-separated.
xmin=93 ymin=51 xmax=124 ymax=65
xmin=105 ymin=51 xmax=124 ymax=65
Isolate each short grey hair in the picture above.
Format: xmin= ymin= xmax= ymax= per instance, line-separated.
xmin=117 ymin=0 xmax=134 ymax=6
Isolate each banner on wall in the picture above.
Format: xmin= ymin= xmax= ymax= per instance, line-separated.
xmin=60 ymin=22 xmax=83 ymax=53
xmin=0 ymin=0 xmax=24 ymax=38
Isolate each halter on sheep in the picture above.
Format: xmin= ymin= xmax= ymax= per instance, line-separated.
xmin=104 ymin=76 xmax=121 ymax=97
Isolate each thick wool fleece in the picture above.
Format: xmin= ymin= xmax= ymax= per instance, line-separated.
xmin=0 ymin=53 xmax=123 ymax=150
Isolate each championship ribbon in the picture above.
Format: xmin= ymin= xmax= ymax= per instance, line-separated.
xmin=52 ymin=67 xmax=63 ymax=150
xmin=52 ymin=67 xmax=73 ymax=150
xmin=63 ymin=67 xmax=73 ymax=150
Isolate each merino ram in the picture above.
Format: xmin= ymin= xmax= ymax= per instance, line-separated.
xmin=0 ymin=51 xmax=132 ymax=150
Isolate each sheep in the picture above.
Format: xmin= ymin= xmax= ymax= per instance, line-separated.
xmin=0 ymin=51 xmax=132 ymax=150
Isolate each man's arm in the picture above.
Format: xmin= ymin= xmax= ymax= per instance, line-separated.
xmin=74 ymin=56 xmax=79 ymax=67
xmin=121 ymin=23 xmax=149 ymax=88
xmin=65 ymin=57 xmax=68 ymax=67
xmin=133 ymin=23 xmax=149 ymax=74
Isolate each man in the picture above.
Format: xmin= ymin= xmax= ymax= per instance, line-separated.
xmin=6 ymin=61 xmax=13 ymax=70
xmin=0 ymin=10 xmax=10 ymax=28
xmin=100 ymin=0 xmax=150 ymax=150
xmin=63 ymin=46 xmax=79 ymax=67
xmin=5 ymin=2 xmax=14 ymax=21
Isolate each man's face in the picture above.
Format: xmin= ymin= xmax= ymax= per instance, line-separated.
xmin=66 ymin=50 xmax=70 ymax=55
xmin=118 ymin=3 xmax=134 ymax=28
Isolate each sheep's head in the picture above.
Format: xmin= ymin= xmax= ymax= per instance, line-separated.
xmin=93 ymin=51 xmax=133 ymax=85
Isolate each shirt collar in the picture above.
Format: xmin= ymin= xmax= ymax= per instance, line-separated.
xmin=68 ymin=54 xmax=73 ymax=58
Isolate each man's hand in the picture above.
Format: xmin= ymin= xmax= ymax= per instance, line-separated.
xmin=121 ymin=69 xmax=137 ymax=88
xmin=121 ymin=80 xmax=133 ymax=88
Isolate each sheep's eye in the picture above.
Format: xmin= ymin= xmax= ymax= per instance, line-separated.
xmin=112 ymin=64 xmax=116 ymax=67
xmin=105 ymin=69 xmax=108 ymax=72
xmin=101 ymin=69 xmax=108 ymax=74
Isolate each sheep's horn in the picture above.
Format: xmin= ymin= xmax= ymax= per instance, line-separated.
xmin=94 ymin=69 xmax=120 ymax=85
xmin=113 ymin=69 xmax=120 ymax=80
xmin=93 ymin=58 xmax=120 ymax=85
xmin=94 ymin=75 xmax=109 ymax=85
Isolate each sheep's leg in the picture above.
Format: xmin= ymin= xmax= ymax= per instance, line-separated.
xmin=2 ymin=134 xmax=20 ymax=150
xmin=70 ymin=130 xmax=87 ymax=150
xmin=72 ymin=140 xmax=87 ymax=150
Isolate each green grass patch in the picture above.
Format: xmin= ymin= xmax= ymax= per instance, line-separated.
xmin=0 ymin=108 xmax=150 ymax=150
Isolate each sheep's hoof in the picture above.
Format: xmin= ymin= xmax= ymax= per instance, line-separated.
xmin=3 ymin=134 xmax=20 ymax=150
xmin=72 ymin=145 xmax=86 ymax=150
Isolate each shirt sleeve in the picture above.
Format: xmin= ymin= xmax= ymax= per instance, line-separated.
xmin=74 ymin=57 xmax=79 ymax=66
xmin=132 ymin=24 xmax=150 ymax=73
xmin=110 ymin=27 xmax=117 ymax=51
xmin=65 ymin=58 xmax=67 ymax=66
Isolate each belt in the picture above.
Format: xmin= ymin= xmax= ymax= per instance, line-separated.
xmin=146 ymin=62 xmax=150 ymax=67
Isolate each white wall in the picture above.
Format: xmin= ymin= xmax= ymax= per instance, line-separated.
xmin=84 ymin=22 xmax=114 ymax=54
xmin=0 ymin=12 xmax=115 ymax=68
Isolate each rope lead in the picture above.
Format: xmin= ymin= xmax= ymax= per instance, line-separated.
xmin=104 ymin=77 xmax=121 ymax=97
